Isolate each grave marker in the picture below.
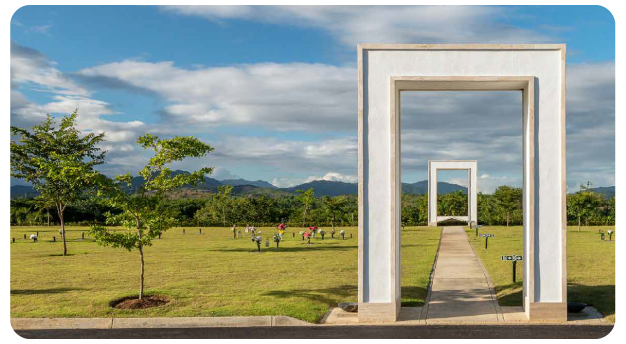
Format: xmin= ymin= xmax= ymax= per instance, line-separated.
xmin=501 ymin=255 xmax=523 ymax=283
xmin=480 ymin=233 xmax=494 ymax=249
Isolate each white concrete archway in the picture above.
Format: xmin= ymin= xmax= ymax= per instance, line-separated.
xmin=428 ymin=160 xmax=478 ymax=226
xmin=357 ymin=44 xmax=567 ymax=322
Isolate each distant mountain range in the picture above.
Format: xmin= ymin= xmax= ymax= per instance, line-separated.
xmin=10 ymin=185 xmax=40 ymax=199
xmin=585 ymin=186 xmax=615 ymax=199
xmin=9 ymin=170 xmax=615 ymax=200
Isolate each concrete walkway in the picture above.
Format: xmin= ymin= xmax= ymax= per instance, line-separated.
xmin=423 ymin=226 xmax=501 ymax=323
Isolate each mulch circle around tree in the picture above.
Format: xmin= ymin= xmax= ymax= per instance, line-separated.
xmin=111 ymin=295 xmax=171 ymax=310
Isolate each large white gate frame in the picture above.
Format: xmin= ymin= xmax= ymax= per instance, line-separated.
xmin=357 ymin=44 xmax=567 ymax=322
xmin=428 ymin=160 xmax=478 ymax=226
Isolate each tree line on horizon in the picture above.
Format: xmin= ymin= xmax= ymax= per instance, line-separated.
xmin=11 ymin=184 xmax=615 ymax=229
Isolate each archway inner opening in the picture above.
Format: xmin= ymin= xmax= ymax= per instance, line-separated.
xmin=399 ymin=90 xmax=524 ymax=309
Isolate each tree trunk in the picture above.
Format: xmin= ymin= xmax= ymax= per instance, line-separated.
xmin=506 ymin=212 xmax=510 ymax=227
xmin=138 ymin=245 xmax=145 ymax=299
xmin=47 ymin=208 xmax=50 ymax=226
xmin=578 ymin=216 xmax=581 ymax=232
xmin=136 ymin=216 xmax=144 ymax=300
xmin=58 ymin=206 xmax=67 ymax=256
xmin=332 ymin=214 xmax=335 ymax=231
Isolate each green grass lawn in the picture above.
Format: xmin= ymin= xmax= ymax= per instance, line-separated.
xmin=11 ymin=225 xmax=440 ymax=323
xmin=466 ymin=225 xmax=615 ymax=322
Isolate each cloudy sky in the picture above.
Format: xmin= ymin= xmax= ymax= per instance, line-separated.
xmin=10 ymin=5 xmax=615 ymax=192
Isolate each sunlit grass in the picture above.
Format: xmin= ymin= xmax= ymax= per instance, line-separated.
xmin=466 ymin=225 xmax=615 ymax=323
xmin=11 ymin=225 xmax=440 ymax=323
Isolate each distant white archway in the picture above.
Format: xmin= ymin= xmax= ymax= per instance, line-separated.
xmin=357 ymin=44 xmax=567 ymax=322
xmin=428 ymin=160 xmax=477 ymax=226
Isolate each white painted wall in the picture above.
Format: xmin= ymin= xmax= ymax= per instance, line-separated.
xmin=361 ymin=48 xmax=564 ymax=306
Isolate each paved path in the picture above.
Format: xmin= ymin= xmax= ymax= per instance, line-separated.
xmin=15 ymin=325 xmax=613 ymax=339
xmin=424 ymin=226 xmax=501 ymax=323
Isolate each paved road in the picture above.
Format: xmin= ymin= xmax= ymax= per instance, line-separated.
xmin=425 ymin=226 xmax=500 ymax=323
xmin=15 ymin=325 xmax=613 ymax=339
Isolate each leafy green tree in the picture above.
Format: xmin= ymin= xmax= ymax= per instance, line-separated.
xmin=567 ymin=182 xmax=602 ymax=232
xmin=10 ymin=111 xmax=106 ymax=255
xmin=296 ymin=188 xmax=315 ymax=227
xmin=33 ymin=196 xmax=56 ymax=226
xmin=401 ymin=194 xmax=419 ymax=227
xmin=438 ymin=191 xmax=468 ymax=216
xmin=493 ymin=186 xmax=522 ymax=227
xmin=323 ymin=196 xmax=347 ymax=230
xmin=609 ymin=196 xmax=617 ymax=223
xmin=91 ymin=134 xmax=213 ymax=299
xmin=477 ymin=193 xmax=497 ymax=225
xmin=416 ymin=194 xmax=429 ymax=225
xmin=214 ymin=185 xmax=234 ymax=226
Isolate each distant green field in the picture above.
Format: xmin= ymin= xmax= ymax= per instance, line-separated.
xmin=466 ymin=225 xmax=615 ymax=323
xmin=10 ymin=225 xmax=440 ymax=322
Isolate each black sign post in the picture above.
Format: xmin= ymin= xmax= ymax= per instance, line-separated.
xmin=470 ymin=221 xmax=482 ymax=237
xmin=479 ymin=233 xmax=494 ymax=249
xmin=501 ymin=255 xmax=523 ymax=283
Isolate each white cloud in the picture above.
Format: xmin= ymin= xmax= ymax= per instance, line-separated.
xmin=212 ymin=136 xmax=356 ymax=172
xmin=475 ymin=175 xmax=522 ymax=194
xmin=163 ymin=5 xmax=554 ymax=47
xmin=11 ymin=41 xmax=88 ymax=96
xmin=78 ymin=60 xmax=355 ymax=132
xmin=10 ymin=42 xmax=155 ymax=177
xmin=74 ymin=57 xmax=614 ymax=189
xmin=211 ymin=167 xmax=241 ymax=180
xmin=272 ymin=172 xmax=357 ymax=188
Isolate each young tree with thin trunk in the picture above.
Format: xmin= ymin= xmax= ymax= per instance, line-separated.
xmin=567 ymin=181 xmax=602 ymax=232
xmin=323 ymin=196 xmax=346 ymax=231
xmin=215 ymin=185 xmax=233 ymax=227
xmin=34 ymin=196 xmax=55 ymax=226
xmin=10 ymin=111 xmax=106 ymax=256
xmin=493 ymin=186 xmax=522 ymax=227
xmin=91 ymin=134 xmax=213 ymax=300
xmin=296 ymin=188 xmax=315 ymax=228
